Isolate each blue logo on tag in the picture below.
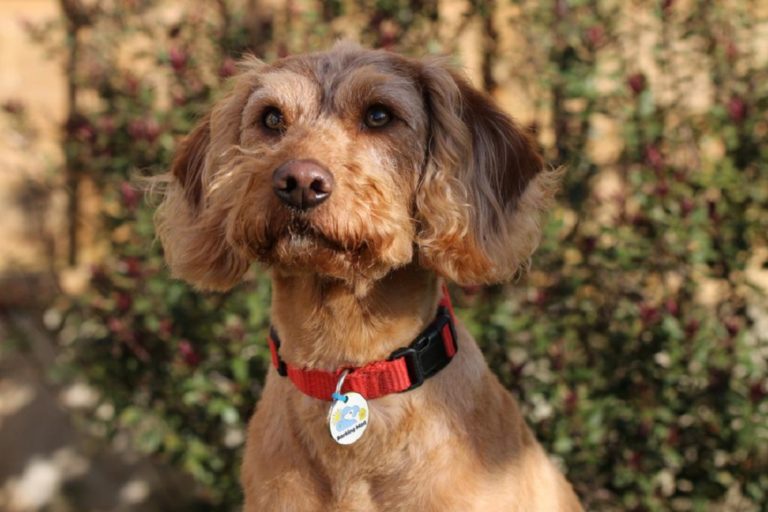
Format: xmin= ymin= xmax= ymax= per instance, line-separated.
xmin=335 ymin=405 xmax=360 ymax=432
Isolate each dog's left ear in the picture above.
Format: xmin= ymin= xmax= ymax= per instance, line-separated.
xmin=414 ymin=59 xmax=560 ymax=285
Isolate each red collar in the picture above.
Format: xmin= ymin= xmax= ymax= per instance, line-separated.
xmin=268 ymin=285 xmax=458 ymax=401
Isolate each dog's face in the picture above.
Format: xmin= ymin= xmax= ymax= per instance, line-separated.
xmin=155 ymin=44 xmax=557 ymax=291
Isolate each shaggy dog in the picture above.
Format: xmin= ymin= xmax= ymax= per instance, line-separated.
xmin=155 ymin=43 xmax=583 ymax=511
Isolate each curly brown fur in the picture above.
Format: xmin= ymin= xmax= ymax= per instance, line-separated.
xmin=155 ymin=42 xmax=581 ymax=511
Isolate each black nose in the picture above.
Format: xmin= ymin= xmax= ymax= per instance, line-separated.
xmin=272 ymin=159 xmax=334 ymax=210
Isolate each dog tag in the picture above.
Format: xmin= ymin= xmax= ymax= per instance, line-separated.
xmin=328 ymin=392 xmax=369 ymax=444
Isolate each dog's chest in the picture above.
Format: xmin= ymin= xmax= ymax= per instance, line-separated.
xmin=296 ymin=396 xmax=479 ymax=507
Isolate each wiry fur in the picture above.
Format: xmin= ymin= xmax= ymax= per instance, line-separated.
xmin=154 ymin=43 xmax=581 ymax=511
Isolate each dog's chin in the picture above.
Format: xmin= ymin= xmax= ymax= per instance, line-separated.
xmin=260 ymin=231 xmax=394 ymax=284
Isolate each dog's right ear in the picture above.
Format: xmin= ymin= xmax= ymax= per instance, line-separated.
xmin=154 ymin=67 xmax=261 ymax=291
xmin=171 ymin=113 xmax=211 ymax=210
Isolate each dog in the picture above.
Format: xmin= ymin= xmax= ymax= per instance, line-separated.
xmin=155 ymin=42 xmax=582 ymax=511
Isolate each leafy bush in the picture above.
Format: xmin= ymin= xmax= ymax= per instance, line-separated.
xmin=42 ymin=1 xmax=767 ymax=510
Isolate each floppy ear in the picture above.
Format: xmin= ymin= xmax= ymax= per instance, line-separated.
xmin=154 ymin=70 xmax=259 ymax=291
xmin=414 ymin=60 xmax=560 ymax=285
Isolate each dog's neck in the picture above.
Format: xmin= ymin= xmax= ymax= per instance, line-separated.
xmin=270 ymin=265 xmax=441 ymax=370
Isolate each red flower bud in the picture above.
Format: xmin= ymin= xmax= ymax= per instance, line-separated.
xmin=565 ymin=389 xmax=578 ymax=414
xmin=143 ymin=118 xmax=161 ymax=143
xmin=640 ymin=303 xmax=659 ymax=325
xmin=708 ymin=368 xmax=729 ymax=392
xmin=228 ymin=322 xmax=246 ymax=341
xmin=75 ymin=123 xmax=95 ymax=142
xmin=115 ymin=292 xmax=132 ymax=311
xmin=377 ymin=20 xmax=399 ymax=50
xmin=379 ymin=33 xmax=396 ymax=50
xmin=99 ymin=116 xmax=116 ymax=135
xmin=90 ymin=264 xmax=108 ymax=283
xmin=680 ymin=197 xmax=694 ymax=217
xmin=727 ymin=96 xmax=747 ymax=124
xmin=749 ymin=382 xmax=766 ymax=403
xmin=119 ymin=256 xmax=142 ymax=278
xmin=627 ymin=73 xmax=646 ymax=95
xmin=127 ymin=119 xmax=145 ymax=140
xmin=555 ymin=0 xmax=568 ymax=18
xmin=178 ymin=339 xmax=201 ymax=367
xmin=219 ymin=57 xmax=237 ymax=79
xmin=585 ymin=25 xmax=605 ymax=48
xmin=645 ymin=144 xmax=664 ymax=172
xmin=581 ymin=236 xmax=597 ymax=254
xmin=124 ymin=74 xmax=140 ymax=97
xmin=667 ymin=426 xmax=679 ymax=445
xmin=107 ymin=317 xmax=124 ymax=333
xmin=158 ymin=319 xmax=173 ymax=338
xmin=172 ymin=90 xmax=188 ymax=107
xmin=638 ymin=419 xmax=652 ymax=437
xmin=673 ymin=169 xmax=688 ymax=183
xmin=665 ymin=298 xmax=679 ymax=316
xmin=120 ymin=181 xmax=139 ymax=211
xmin=169 ymin=46 xmax=188 ymax=73
xmin=707 ymin=200 xmax=718 ymax=222
xmin=685 ymin=319 xmax=700 ymax=337
xmin=631 ymin=213 xmax=648 ymax=227
xmin=127 ymin=118 xmax=160 ymax=142
xmin=66 ymin=114 xmax=95 ymax=142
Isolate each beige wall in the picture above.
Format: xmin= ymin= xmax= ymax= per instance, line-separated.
xmin=0 ymin=1 xmax=64 ymax=126
xmin=0 ymin=0 xmax=65 ymax=274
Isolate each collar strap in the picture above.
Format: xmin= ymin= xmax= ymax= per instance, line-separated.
xmin=268 ymin=285 xmax=458 ymax=401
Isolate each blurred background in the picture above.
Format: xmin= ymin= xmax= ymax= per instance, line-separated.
xmin=0 ymin=0 xmax=766 ymax=510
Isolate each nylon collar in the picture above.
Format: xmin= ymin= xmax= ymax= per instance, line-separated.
xmin=268 ymin=285 xmax=458 ymax=401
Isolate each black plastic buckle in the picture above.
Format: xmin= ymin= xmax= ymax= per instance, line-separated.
xmin=270 ymin=327 xmax=288 ymax=376
xmin=276 ymin=358 xmax=288 ymax=377
xmin=388 ymin=306 xmax=457 ymax=392
xmin=389 ymin=342 xmax=427 ymax=390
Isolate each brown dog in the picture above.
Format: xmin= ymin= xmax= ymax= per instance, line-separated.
xmin=155 ymin=43 xmax=582 ymax=511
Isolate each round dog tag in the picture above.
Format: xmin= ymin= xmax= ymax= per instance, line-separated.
xmin=328 ymin=392 xmax=369 ymax=445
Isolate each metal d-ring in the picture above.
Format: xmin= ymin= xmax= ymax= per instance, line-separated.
xmin=331 ymin=369 xmax=350 ymax=403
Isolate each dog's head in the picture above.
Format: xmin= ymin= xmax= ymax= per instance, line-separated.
xmin=155 ymin=43 xmax=558 ymax=291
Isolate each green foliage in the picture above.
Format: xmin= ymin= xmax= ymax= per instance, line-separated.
xmin=45 ymin=1 xmax=767 ymax=510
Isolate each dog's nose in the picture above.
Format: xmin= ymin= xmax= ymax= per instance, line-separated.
xmin=272 ymin=159 xmax=334 ymax=210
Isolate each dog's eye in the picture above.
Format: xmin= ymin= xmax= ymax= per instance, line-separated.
xmin=364 ymin=105 xmax=392 ymax=128
xmin=262 ymin=107 xmax=286 ymax=131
